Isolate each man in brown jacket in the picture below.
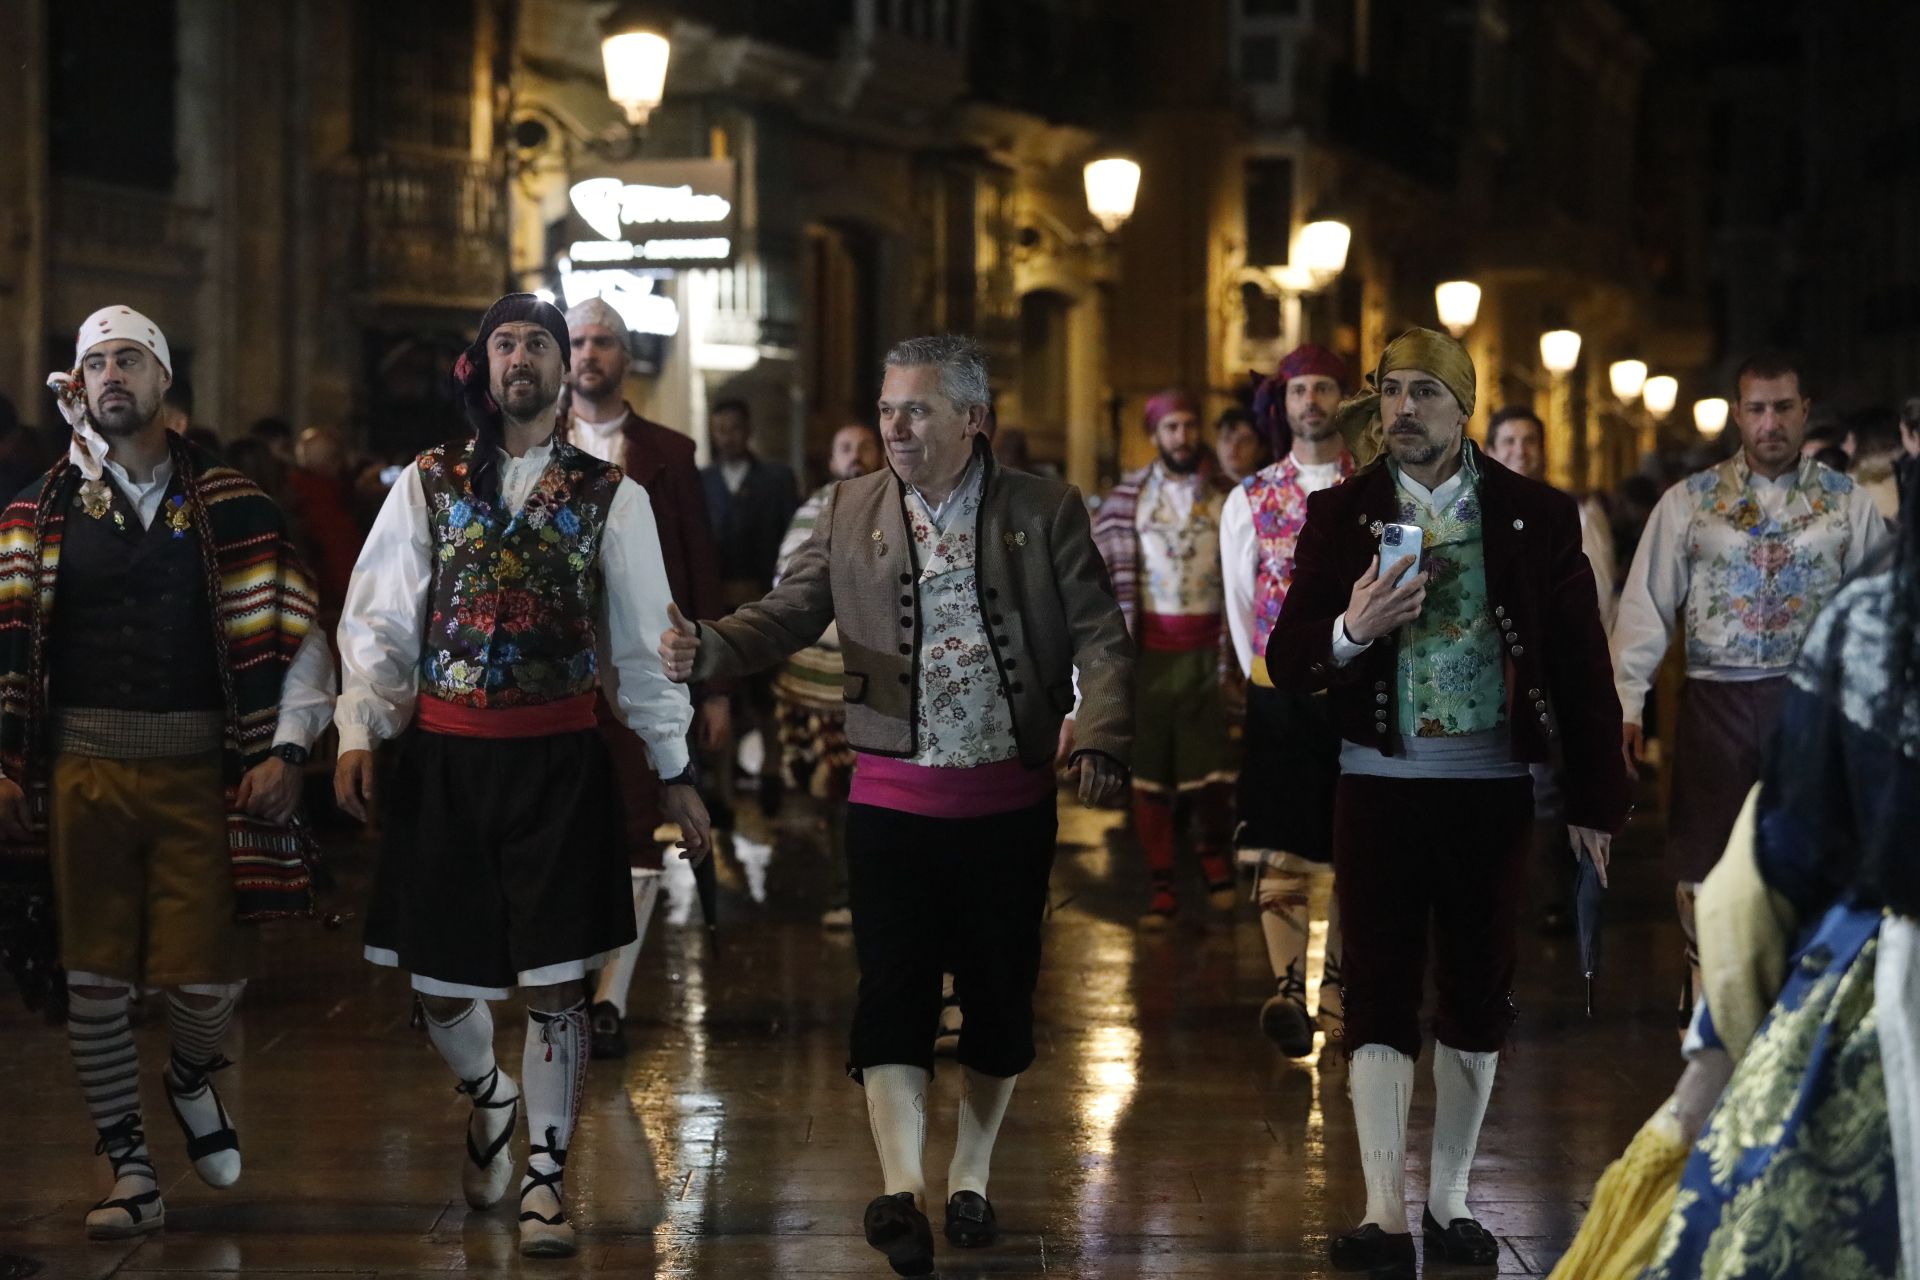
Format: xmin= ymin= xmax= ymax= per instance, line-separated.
xmin=562 ymin=297 xmax=730 ymax=1059
xmin=661 ymin=335 xmax=1130 ymax=1278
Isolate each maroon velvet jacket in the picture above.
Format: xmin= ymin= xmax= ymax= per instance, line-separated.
xmin=1265 ymin=443 xmax=1630 ymax=833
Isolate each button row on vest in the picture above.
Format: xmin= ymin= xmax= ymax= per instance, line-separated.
xmin=899 ymin=616 xmax=912 ymax=628
xmin=900 ymin=573 xmax=912 ymax=585
xmin=899 ymin=595 xmax=912 ymax=607
xmin=898 ymin=673 xmax=910 ymax=685
xmin=898 ymin=643 xmax=911 ymax=655
xmin=1373 ymin=681 xmax=1387 ymax=692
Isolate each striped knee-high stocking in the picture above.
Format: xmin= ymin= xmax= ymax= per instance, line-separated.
xmin=68 ymin=990 xmax=160 ymax=1230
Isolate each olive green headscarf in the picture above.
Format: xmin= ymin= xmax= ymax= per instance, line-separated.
xmin=1335 ymin=326 xmax=1477 ymax=467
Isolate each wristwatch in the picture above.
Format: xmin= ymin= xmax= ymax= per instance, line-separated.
xmin=270 ymin=743 xmax=310 ymax=767
xmin=661 ymin=762 xmax=699 ymax=789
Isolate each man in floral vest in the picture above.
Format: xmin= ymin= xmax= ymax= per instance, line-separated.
xmin=1612 ymin=350 xmax=1889 ymax=1012
xmin=1268 ymin=328 xmax=1628 ymax=1275
xmin=1088 ymin=390 xmax=1237 ymax=925
xmin=1219 ymin=343 xmax=1355 ymax=1057
xmin=333 ymin=293 xmax=710 ymax=1259
xmin=0 ymin=306 xmax=333 ymax=1241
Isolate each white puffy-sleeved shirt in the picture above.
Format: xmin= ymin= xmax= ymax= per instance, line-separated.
xmin=332 ymin=440 xmax=692 ymax=775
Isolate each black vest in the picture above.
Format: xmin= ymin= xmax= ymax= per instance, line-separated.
xmin=48 ymin=472 xmax=224 ymax=712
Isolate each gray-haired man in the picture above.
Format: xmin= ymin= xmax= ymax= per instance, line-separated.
xmin=660 ymin=335 xmax=1132 ymax=1276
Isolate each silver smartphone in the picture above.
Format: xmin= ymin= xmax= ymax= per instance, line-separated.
xmin=1378 ymin=522 xmax=1424 ymax=584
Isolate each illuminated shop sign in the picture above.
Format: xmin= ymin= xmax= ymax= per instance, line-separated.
xmin=560 ymin=159 xmax=737 ymax=269
xmin=556 ymin=258 xmax=680 ymax=337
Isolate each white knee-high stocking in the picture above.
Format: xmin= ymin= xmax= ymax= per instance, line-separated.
xmin=863 ymin=1064 xmax=929 ymax=1209
xmin=947 ymin=1068 xmax=1016 ymax=1198
xmin=1349 ymin=1044 xmax=1414 ymax=1230
xmin=1427 ymin=1043 xmax=1499 ymax=1224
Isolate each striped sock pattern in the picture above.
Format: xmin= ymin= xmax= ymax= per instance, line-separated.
xmin=67 ymin=991 xmax=152 ymax=1177
xmin=164 ymin=991 xmax=238 ymax=1090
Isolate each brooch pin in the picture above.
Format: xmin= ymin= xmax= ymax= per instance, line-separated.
xmin=1368 ymin=520 xmax=1384 ymax=538
xmin=79 ymin=478 xmax=111 ymax=520
xmin=166 ymin=494 xmax=192 ymax=538
xmin=871 ymin=529 xmax=883 ymax=541
xmin=113 ymin=510 xmax=126 ymax=530
xmin=1001 ymin=530 xmax=1026 ymax=548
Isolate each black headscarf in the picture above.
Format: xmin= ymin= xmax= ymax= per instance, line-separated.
xmin=451 ymin=293 xmax=571 ymax=505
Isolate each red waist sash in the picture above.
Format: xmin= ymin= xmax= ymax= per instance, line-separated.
xmin=415 ymin=692 xmax=599 ymax=739
xmin=1141 ymin=612 xmax=1223 ymax=652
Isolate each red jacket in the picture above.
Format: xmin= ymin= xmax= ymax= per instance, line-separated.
xmin=1265 ymin=443 xmax=1630 ymax=833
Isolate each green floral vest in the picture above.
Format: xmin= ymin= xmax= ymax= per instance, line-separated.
xmin=1393 ymin=455 xmax=1505 ymax=738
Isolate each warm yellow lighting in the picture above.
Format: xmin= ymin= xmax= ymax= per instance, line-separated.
xmin=1643 ymin=375 xmax=1678 ymax=419
xmin=602 ymin=30 xmax=671 ymax=127
xmin=1609 ymin=359 xmax=1648 ymax=402
xmin=1539 ymin=329 xmax=1582 ymax=375
xmin=1083 ymin=157 xmax=1141 ymax=233
xmin=1297 ymin=219 xmax=1351 ymax=281
xmin=1693 ymin=397 xmax=1729 ymax=436
xmin=1434 ymin=280 xmax=1481 ymax=337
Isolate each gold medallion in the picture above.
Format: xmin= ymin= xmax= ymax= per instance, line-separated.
xmin=79 ymin=478 xmax=111 ymax=520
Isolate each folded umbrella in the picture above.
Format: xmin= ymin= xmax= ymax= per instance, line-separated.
xmin=692 ymin=847 xmax=721 ymax=958
xmin=1574 ymin=851 xmax=1606 ymax=1017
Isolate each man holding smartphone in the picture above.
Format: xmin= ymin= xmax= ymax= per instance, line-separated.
xmin=1266 ymin=327 xmax=1628 ymax=1277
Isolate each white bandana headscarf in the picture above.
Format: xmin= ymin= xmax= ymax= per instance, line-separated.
xmin=563 ymin=297 xmax=627 ymax=344
xmin=46 ymin=305 xmax=173 ymax=481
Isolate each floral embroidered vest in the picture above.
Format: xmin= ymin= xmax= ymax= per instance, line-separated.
xmin=904 ymin=464 xmax=1019 ymax=768
xmin=416 ymin=441 xmax=623 ymax=707
xmin=1246 ymin=453 xmax=1355 ymax=659
xmin=1682 ymin=457 xmax=1863 ymax=672
xmin=1394 ymin=459 xmax=1504 ymax=738
xmin=1135 ymin=464 xmax=1225 ymax=620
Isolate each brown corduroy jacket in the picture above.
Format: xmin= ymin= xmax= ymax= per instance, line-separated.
xmin=689 ymin=438 xmax=1134 ymax=769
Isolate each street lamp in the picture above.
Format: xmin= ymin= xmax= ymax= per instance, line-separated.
xmin=1693 ymin=397 xmax=1729 ymax=438
xmin=1539 ymin=329 xmax=1582 ymax=374
xmin=1083 ymin=157 xmax=1142 ymax=234
xmin=1609 ymin=359 xmax=1648 ymax=403
xmin=1643 ymin=375 xmax=1678 ymax=420
xmin=1435 ymin=281 xmax=1481 ymax=337
xmin=602 ymin=6 xmax=672 ymax=127
xmin=1296 ymin=218 xmax=1351 ymax=286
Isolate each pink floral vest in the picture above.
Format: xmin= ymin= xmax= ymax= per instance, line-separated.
xmin=1246 ymin=452 xmax=1354 ymax=659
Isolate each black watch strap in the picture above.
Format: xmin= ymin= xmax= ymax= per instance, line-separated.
xmin=270 ymin=742 xmax=309 ymax=766
xmin=661 ymin=762 xmax=698 ymax=789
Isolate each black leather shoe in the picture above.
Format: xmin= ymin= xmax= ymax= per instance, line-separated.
xmin=862 ymin=1192 xmax=935 ymax=1276
xmin=1329 ymin=1223 xmax=1415 ymax=1276
xmin=945 ymin=1189 xmax=996 ymax=1247
xmin=1423 ymin=1207 xmax=1499 ymax=1265
xmin=588 ymin=1001 xmax=627 ymax=1060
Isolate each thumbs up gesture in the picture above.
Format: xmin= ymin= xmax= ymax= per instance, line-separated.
xmin=659 ymin=601 xmax=701 ymax=682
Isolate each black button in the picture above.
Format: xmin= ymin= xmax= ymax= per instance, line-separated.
xmin=995 ymin=636 xmax=1009 ymax=647
xmin=1003 ymin=659 xmax=1017 ymax=670
xmin=898 ymin=673 xmax=911 ymax=685
xmin=986 ymin=588 xmax=999 ymax=600
xmin=1008 ymin=682 xmax=1023 ymax=694
xmin=118 ymin=682 xmax=131 ymax=694
xmin=1373 ymin=681 xmax=1387 ymax=692
xmin=900 ymin=573 xmax=912 ymax=585
xmin=990 ymin=614 xmax=1004 ymax=625
xmin=898 ymin=643 xmax=911 ymax=654
xmin=899 ymin=616 xmax=912 ymax=628
xmin=899 ymin=595 xmax=912 ymax=607
xmin=122 ymin=625 xmax=134 ymax=636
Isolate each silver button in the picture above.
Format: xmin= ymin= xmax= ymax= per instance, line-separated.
xmin=1512 ymin=645 xmax=1525 ymax=656
xmin=1512 ymin=518 xmax=1525 ymax=530
xmin=1500 ymin=618 xmax=1513 ymax=631
xmin=1374 ymin=681 xmax=1387 ymax=692
xmin=1528 ymin=688 xmax=1541 ymax=699
xmin=1507 ymin=633 xmax=1520 ymax=644
xmin=1494 ymin=606 xmax=1506 ymax=619
xmin=1534 ymin=700 xmax=1547 ymax=712
xmin=1539 ymin=712 xmax=1550 ymax=724
xmin=1376 ymin=693 xmax=1388 ymax=705
xmin=1374 ymin=723 xmax=1387 ymax=734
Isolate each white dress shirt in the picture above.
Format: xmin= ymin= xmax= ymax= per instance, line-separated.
xmin=332 ymin=441 xmax=692 ymax=774
xmin=567 ymin=404 xmax=630 ymax=466
xmin=1220 ymin=456 xmax=1345 ymax=678
xmin=1610 ymin=465 xmax=1889 ymax=724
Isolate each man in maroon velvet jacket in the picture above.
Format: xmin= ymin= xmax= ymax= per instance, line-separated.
xmin=562 ymin=297 xmax=730 ymax=1059
xmin=1266 ymin=328 xmax=1628 ymax=1278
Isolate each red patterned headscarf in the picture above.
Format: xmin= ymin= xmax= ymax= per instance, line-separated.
xmin=1143 ymin=389 xmax=1199 ymax=434
xmin=1252 ymin=344 xmax=1349 ymax=450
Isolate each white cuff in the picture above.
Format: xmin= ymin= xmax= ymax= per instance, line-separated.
xmin=1330 ymin=613 xmax=1373 ymax=666
xmin=335 ymin=723 xmax=376 ymax=754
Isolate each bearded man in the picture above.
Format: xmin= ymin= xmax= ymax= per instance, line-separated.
xmin=1088 ymin=391 xmax=1237 ymax=924
xmin=1266 ymin=328 xmax=1628 ymax=1276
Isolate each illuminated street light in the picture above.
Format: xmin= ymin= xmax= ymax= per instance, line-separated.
xmin=1609 ymin=359 xmax=1648 ymax=403
xmin=1539 ymin=329 xmax=1582 ymax=375
xmin=1083 ymin=157 xmax=1142 ymax=234
xmin=1297 ymin=219 xmax=1351 ymax=285
xmin=1643 ymin=375 xmax=1678 ymax=419
xmin=1693 ymin=397 xmax=1729 ymax=437
xmin=1434 ymin=281 xmax=1481 ymax=337
xmin=602 ymin=6 xmax=672 ymax=127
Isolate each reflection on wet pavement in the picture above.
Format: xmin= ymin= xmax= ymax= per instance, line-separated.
xmin=1 ymin=789 xmax=1681 ymax=1276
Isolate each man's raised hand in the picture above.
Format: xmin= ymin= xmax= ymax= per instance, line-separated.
xmin=659 ymin=602 xmax=700 ymax=683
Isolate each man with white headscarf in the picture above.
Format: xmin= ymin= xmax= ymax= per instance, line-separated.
xmin=561 ymin=295 xmax=730 ymax=1060
xmin=0 ymin=306 xmax=334 ymax=1239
